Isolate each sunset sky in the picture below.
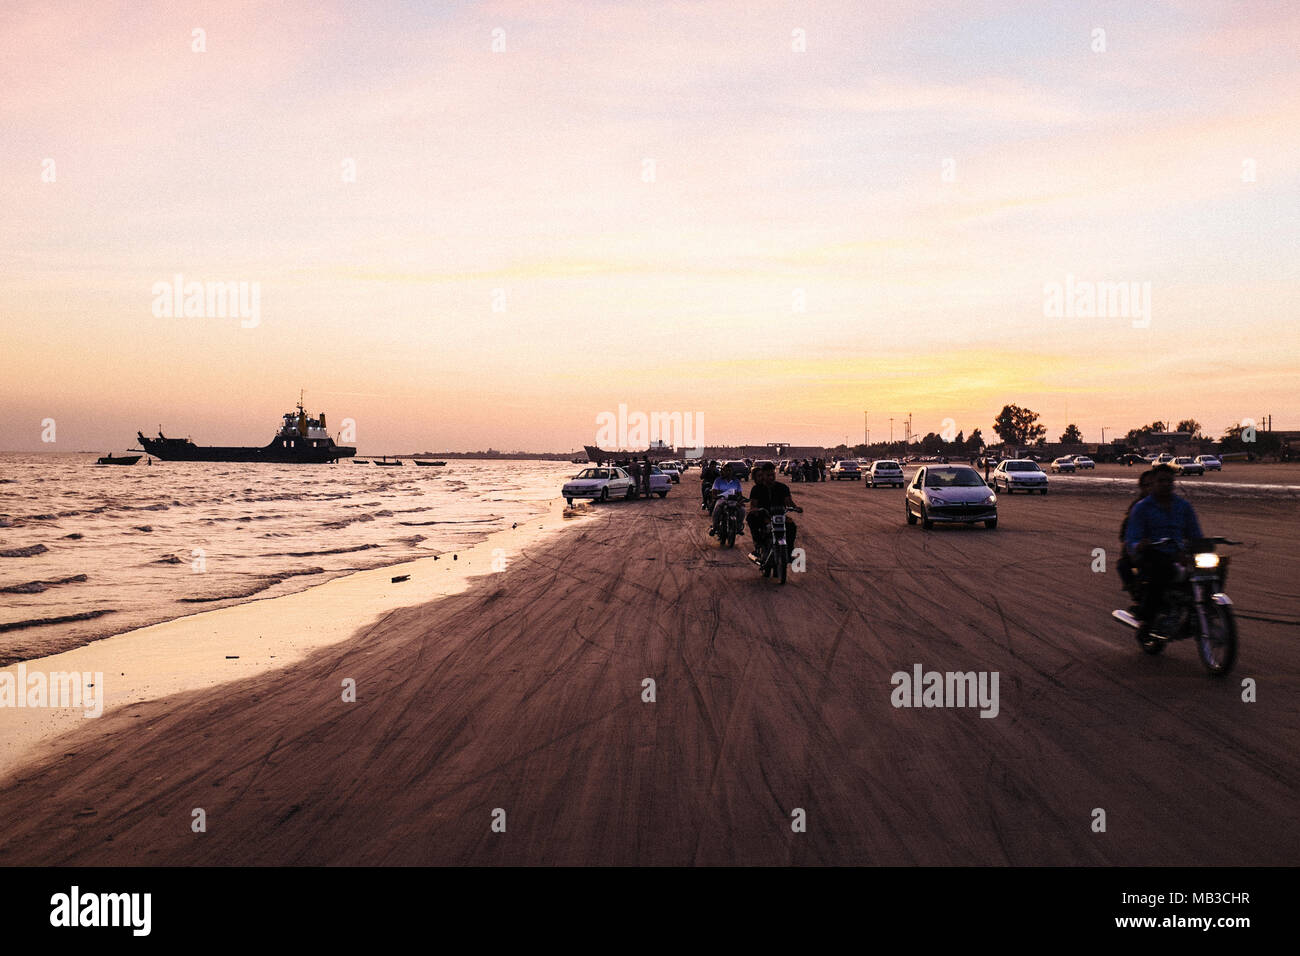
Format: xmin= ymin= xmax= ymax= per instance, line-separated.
xmin=2 ymin=0 xmax=1297 ymax=453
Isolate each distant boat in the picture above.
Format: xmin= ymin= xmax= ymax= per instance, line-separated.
xmin=583 ymin=444 xmax=674 ymax=464
xmin=137 ymin=396 xmax=355 ymax=464
xmin=414 ymin=460 xmax=446 ymax=467
xmin=96 ymin=453 xmax=142 ymax=466
xmin=352 ymin=459 xmax=370 ymax=464
xmin=374 ymin=456 xmax=403 ymax=466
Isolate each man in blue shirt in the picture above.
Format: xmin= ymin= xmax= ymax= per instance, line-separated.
xmin=708 ymin=464 xmax=745 ymax=538
xmin=1124 ymin=465 xmax=1204 ymax=636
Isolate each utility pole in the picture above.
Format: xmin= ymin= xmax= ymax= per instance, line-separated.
xmin=1101 ymin=426 xmax=1110 ymax=444
xmin=889 ymin=418 xmax=894 ymax=445
xmin=864 ymin=410 xmax=868 ymax=449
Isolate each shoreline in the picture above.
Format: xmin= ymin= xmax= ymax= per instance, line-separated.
xmin=0 ymin=495 xmax=593 ymax=781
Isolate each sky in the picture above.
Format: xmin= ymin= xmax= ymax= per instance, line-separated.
xmin=1 ymin=0 xmax=1297 ymax=453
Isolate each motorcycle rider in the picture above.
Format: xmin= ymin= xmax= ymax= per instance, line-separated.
xmin=708 ymin=463 xmax=744 ymax=538
xmin=700 ymin=458 xmax=720 ymax=510
xmin=1124 ymin=464 xmax=1204 ymax=640
xmin=746 ymin=461 xmax=802 ymax=559
xmin=1117 ymin=469 xmax=1156 ymax=605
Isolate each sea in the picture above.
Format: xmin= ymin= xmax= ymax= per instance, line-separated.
xmin=0 ymin=454 xmax=579 ymax=665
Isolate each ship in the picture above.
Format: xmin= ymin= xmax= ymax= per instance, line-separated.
xmin=583 ymin=443 xmax=679 ymax=464
xmin=138 ymin=398 xmax=356 ymax=463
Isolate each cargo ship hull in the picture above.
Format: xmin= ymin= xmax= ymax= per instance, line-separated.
xmin=138 ymin=435 xmax=354 ymax=463
xmin=138 ymin=399 xmax=355 ymax=464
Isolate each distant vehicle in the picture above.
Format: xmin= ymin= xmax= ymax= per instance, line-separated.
xmin=1143 ymin=453 xmax=1160 ymax=463
xmin=646 ymin=467 xmax=672 ymax=497
xmin=752 ymin=459 xmax=776 ymax=475
xmin=778 ymin=459 xmax=791 ymax=475
xmin=867 ymin=460 xmax=904 ymax=488
xmin=562 ymin=466 xmax=636 ymax=504
xmin=1050 ymin=457 xmax=1077 ymax=473
xmin=830 ymin=460 xmax=862 ymax=480
xmin=991 ymin=459 xmax=1048 ymax=495
xmin=658 ymin=462 xmax=682 ymax=483
xmin=1117 ymin=453 xmax=1146 ymax=466
xmin=1195 ymin=455 xmax=1222 ymax=472
xmin=905 ymin=465 xmax=998 ymax=530
xmin=1171 ymin=456 xmax=1204 ymax=476
xmin=1071 ymin=455 xmax=1095 ymax=470
xmin=722 ymin=460 xmax=751 ymax=480
xmin=1155 ymin=453 xmax=1175 ymax=465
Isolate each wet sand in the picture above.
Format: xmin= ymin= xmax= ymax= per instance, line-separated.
xmin=0 ymin=477 xmax=1296 ymax=865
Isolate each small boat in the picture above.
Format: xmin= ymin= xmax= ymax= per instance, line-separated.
xmin=96 ymin=453 xmax=142 ymax=466
xmin=374 ymin=456 xmax=403 ymax=467
xmin=352 ymin=459 xmax=370 ymax=464
xmin=414 ymin=460 xmax=446 ymax=467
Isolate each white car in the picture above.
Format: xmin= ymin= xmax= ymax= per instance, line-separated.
xmin=1071 ymin=456 xmax=1095 ymax=470
xmin=867 ymin=460 xmax=905 ymax=488
xmin=657 ymin=462 xmax=681 ymax=483
xmin=1195 ymin=455 xmax=1222 ymax=472
xmin=1050 ymin=457 xmax=1077 ymax=473
xmin=562 ymin=467 xmax=636 ymax=504
xmin=1171 ymin=456 xmax=1204 ymax=476
xmin=991 ymin=459 xmax=1049 ymax=495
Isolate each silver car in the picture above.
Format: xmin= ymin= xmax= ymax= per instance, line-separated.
xmin=905 ymin=465 xmax=998 ymax=530
xmin=1050 ymin=456 xmax=1077 ymax=473
xmin=1171 ymin=456 xmax=1204 ymax=476
xmin=991 ymin=459 xmax=1049 ymax=495
xmin=1195 ymin=455 xmax=1222 ymax=472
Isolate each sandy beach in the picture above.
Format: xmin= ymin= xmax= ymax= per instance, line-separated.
xmin=0 ymin=472 xmax=1296 ymax=866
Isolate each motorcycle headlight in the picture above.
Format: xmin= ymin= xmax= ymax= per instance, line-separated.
xmin=1194 ymin=553 xmax=1219 ymax=569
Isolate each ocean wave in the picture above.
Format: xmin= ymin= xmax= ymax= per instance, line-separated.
xmin=0 ymin=608 xmax=116 ymax=634
xmin=0 ymin=544 xmax=48 ymax=558
xmin=0 ymin=574 xmax=88 ymax=594
xmin=179 ymin=567 xmax=324 ymax=603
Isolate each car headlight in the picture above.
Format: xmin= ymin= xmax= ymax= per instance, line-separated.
xmin=1194 ymin=553 xmax=1220 ymax=569
xmin=983 ymin=495 xmax=996 ymax=505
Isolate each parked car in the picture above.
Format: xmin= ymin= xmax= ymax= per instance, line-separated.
xmin=1171 ymin=456 xmax=1204 ymax=476
xmin=1155 ymin=453 xmax=1175 ymax=465
xmin=1071 ymin=455 xmax=1095 ymax=470
xmin=562 ymin=467 xmax=636 ymax=504
xmin=1117 ymin=453 xmax=1147 ymax=466
xmin=1050 ymin=457 xmax=1077 ymax=473
xmin=991 ymin=459 xmax=1049 ymax=495
xmin=867 ymin=460 xmax=905 ymax=488
xmin=830 ymin=460 xmax=862 ymax=480
xmin=657 ymin=462 xmax=682 ymax=483
xmin=905 ymin=465 xmax=998 ymax=530
xmin=722 ymin=460 xmax=751 ymax=480
xmin=1195 ymin=455 xmax=1222 ymax=472
xmin=646 ymin=467 xmax=672 ymax=497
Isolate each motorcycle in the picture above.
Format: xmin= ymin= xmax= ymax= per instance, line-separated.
xmin=1111 ymin=536 xmax=1239 ymax=675
xmin=748 ymin=504 xmax=801 ymax=584
xmin=709 ymin=493 xmax=746 ymax=548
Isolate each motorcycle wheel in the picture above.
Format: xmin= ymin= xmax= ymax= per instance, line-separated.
xmin=1196 ymin=603 xmax=1237 ymax=676
xmin=776 ymin=548 xmax=787 ymax=584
